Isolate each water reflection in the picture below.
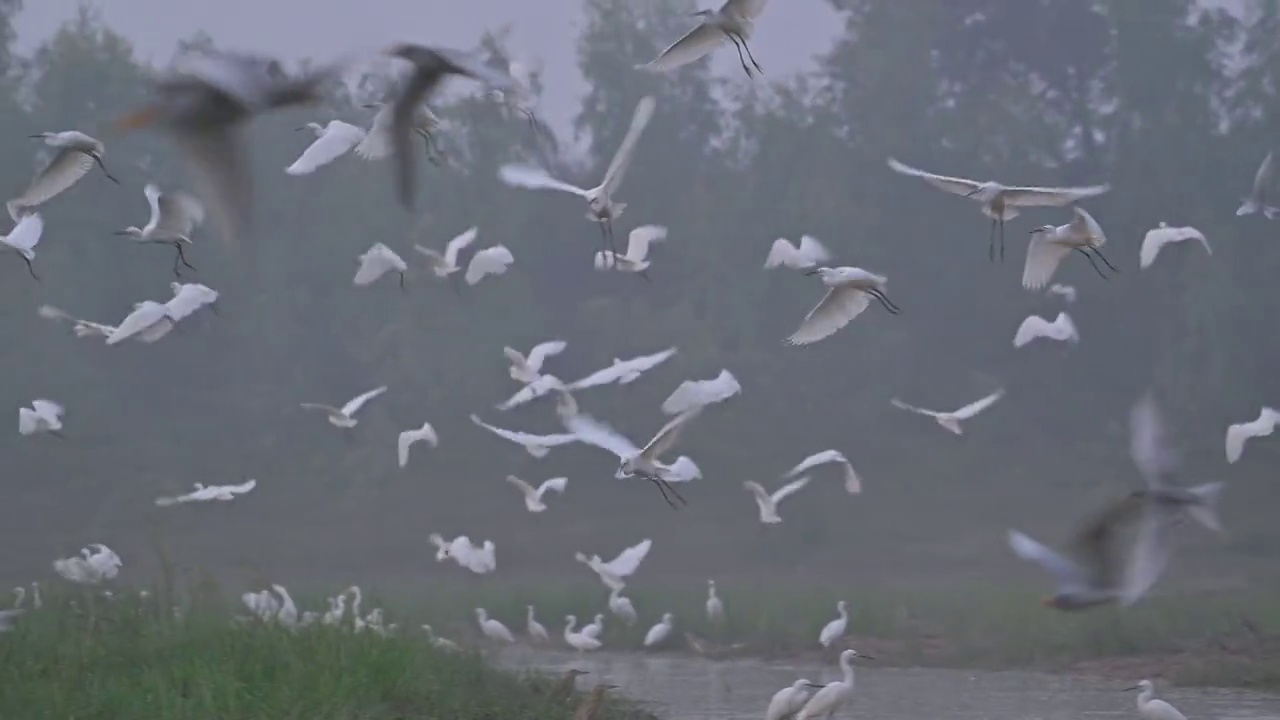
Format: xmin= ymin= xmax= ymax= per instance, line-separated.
xmin=496 ymin=648 xmax=1280 ymax=720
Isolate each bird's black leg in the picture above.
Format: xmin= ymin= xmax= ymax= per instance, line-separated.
xmin=869 ymin=289 xmax=901 ymax=314
xmin=50 ymin=429 xmax=66 ymax=440
xmin=636 ymin=268 xmax=653 ymax=283
xmin=999 ymin=218 xmax=1006 ymax=261
xmin=603 ymin=219 xmax=619 ymax=264
xmin=1075 ymin=248 xmax=1109 ymax=279
xmin=172 ymin=242 xmax=196 ymax=274
xmin=725 ymin=33 xmax=753 ymax=78
xmin=734 ymin=33 xmax=764 ymax=75
xmin=398 ymin=271 xmax=407 ymax=293
xmin=1091 ymin=247 xmax=1120 ymax=273
xmin=595 ymin=223 xmax=611 ymax=267
xmin=91 ymin=153 xmax=120 ymax=184
xmin=988 ymin=218 xmax=997 ymax=262
xmin=643 ymin=473 xmax=686 ymax=509
xmin=20 ymin=256 xmax=39 ymax=282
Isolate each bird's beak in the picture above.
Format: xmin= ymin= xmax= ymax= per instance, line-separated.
xmin=1122 ymin=686 xmax=1140 ymax=692
xmin=804 ymin=683 xmax=826 ymax=689
xmin=858 ymin=654 xmax=876 ymax=661
xmin=27 ymin=134 xmax=43 ymax=139
xmin=804 ymin=268 xmax=820 ymax=276
xmin=113 ymin=105 xmax=162 ymax=133
xmin=602 ymin=684 xmax=620 ymax=690
xmin=293 ymin=126 xmax=307 ymax=132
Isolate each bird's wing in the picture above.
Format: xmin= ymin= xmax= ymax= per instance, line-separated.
xmin=1002 ymin=184 xmax=1111 ymax=207
xmin=1068 ymin=206 xmax=1107 ymax=247
xmin=1252 ymin=150 xmax=1274 ymax=196
xmin=353 ymin=249 xmax=395 ymax=286
xmin=496 ymin=375 xmax=563 ymax=411
xmin=1118 ymin=505 xmax=1176 ymax=606
xmin=885 ymin=157 xmax=981 ymax=195
xmin=136 ymin=318 xmax=175 ymax=343
xmin=1021 ymin=234 xmax=1073 ymax=290
xmin=1013 ymin=315 xmax=1052 ymax=348
xmin=562 ymin=411 xmax=641 ymax=459
xmin=231 ymin=479 xmax=257 ymax=493
xmin=1007 ymin=530 xmax=1087 ymax=589
xmin=31 ymin=399 xmax=63 ymax=421
xmin=744 ymin=481 xmax=771 ymax=505
xmin=106 ymin=302 xmax=170 ymax=345
xmin=771 ymin=475 xmax=811 ymax=504
xmin=600 ymin=96 xmax=656 ymax=197
xmin=642 ymin=406 xmax=702 ymax=460
xmin=443 ymin=226 xmax=479 ymax=265
xmin=786 ymin=286 xmax=871 ymax=345
xmin=465 ymin=245 xmax=514 ymax=285
xmin=733 ymin=0 xmax=770 ymax=20
xmin=497 ymin=164 xmax=590 ymax=197
xmin=565 ymin=363 xmax=626 ymax=389
xmin=623 ymin=347 xmax=679 ymax=374
xmin=164 ymin=286 xmax=215 ymax=321
xmin=661 ymin=369 xmax=742 ymax=415
xmin=299 ymin=403 xmax=342 ymax=415
xmin=797 ymin=235 xmax=832 ymax=264
xmin=397 ymin=430 xmax=416 ymax=467
xmin=505 ymin=474 xmax=536 ymax=496
xmin=537 ymin=476 xmax=568 ymax=495
xmin=174 ymin=124 xmax=251 ymax=250
xmin=890 ymin=398 xmax=941 ymax=418
xmin=764 ymin=238 xmax=802 ymax=269
xmin=37 ymin=304 xmax=75 ymax=323
xmin=784 ymin=449 xmax=843 ymax=477
xmin=601 ymin=538 xmax=652 ymax=577
xmin=285 ymin=121 xmax=366 ymax=175
xmin=1139 ymin=228 xmax=1177 ymax=269
xmin=1054 ymin=312 xmax=1079 ymax=341
xmin=1128 ymin=394 xmax=1178 ymax=489
xmin=342 ymin=386 xmax=388 ymax=416
xmin=154 ymin=191 xmax=206 ymax=237
xmin=664 ymin=455 xmax=702 ymax=482
xmin=470 ymin=414 xmax=577 ymax=449
xmin=355 ymin=105 xmax=394 ymax=160
xmin=2 ymin=213 xmax=44 ymax=255
xmin=637 ymin=23 xmax=726 ymax=73
xmin=952 ymin=389 xmax=1004 ymax=419
xmin=625 ymin=224 xmax=668 ymax=261
xmin=526 ymin=340 xmax=568 ymax=370
xmin=12 ymin=147 xmax=95 ymax=207
xmin=503 ymin=346 xmax=526 ymax=367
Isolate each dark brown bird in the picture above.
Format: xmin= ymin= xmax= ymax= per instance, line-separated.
xmin=572 ymin=683 xmax=619 ymax=720
xmin=548 ymin=668 xmax=590 ymax=704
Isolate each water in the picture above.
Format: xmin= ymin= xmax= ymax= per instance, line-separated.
xmin=496 ymin=648 xmax=1280 ymax=720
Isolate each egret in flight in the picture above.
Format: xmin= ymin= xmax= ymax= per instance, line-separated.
xmin=639 ymin=0 xmax=770 ymax=78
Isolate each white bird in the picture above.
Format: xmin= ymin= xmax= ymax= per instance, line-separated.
xmin=8 ymin=131 xmax=118 ymax=218
xmin=465 ymin=245 xmax=514 ymax=285
xmin=564 ymin=615 xmax=602 ymax=652
xmin=566 ymin=347 xmax=678 ymax=391
xmin=505 ymin=340 xmax=568 ymax=384
xmin=18 ymin=399 xmax=64 ymax=437
xmin=643 ymin=612 xmax=675 ymax=648
xmin=1047 ymin=284 xmax=1077 ymax=303
xmin=555 ymin=390 xmax=702 ymax=507
xmin=286 ymin=120 xmax=366 ymax=175
xmin=421 ymin=624 xmax=462 ymax=652
xmin=0 ymin=212 xmax=45 ymax=280
xmin=321 ymin=594 xmax=347 ymax=626
xmin=242 ymin=589 xmax=281 ymax=621
xmin=469 ymin=414 xmax=578 ymax=458
xmin=355 ymin=102 xmax=444 ymax=163
xmin=579 ymin=613 xmax=605 ymax=639
xmin=608 ymin=587 xmax=638 ymax=626
xmin=166 ymin=281 xmax=220 ymax=322
xmin=575 ymin=538 xmax=653 ymax=592
xmin=414 ymin=226 xmax=478 ymax=280
xmin=111 ymin=183 xmax=207 ymax=275
xmin=795 ymin=649 xmax=872 ymax=720
xmin=398 ymin=422 xmax=439 ymax=468
xmin=594 ymin=224 xmax=669 ymax=279
xmin=300 ymin=386 xmax=388 ymax=428
xmin=1225 ymin=406 xmax=1280 ymax=464
xmin=496 ymin=374 xmax=566 ymax=412
xmin=506 ymin=475 xmax=568 ymax=513
xmin=354 ymin=243 xmax=408 ymax=288
xmin=766 ymin=679 xmax=823 ymax=720
xmin=887 ymin=157 xmax=1111 ymax=262
xmin=1022 ymin=206 xmax=1115 ymax=289
xmin=497 ymin=96 xmax=656 ymax=258
xmin=154 ymin=479 xmax=257 ymax=507
xmin=705 ymin=579 xmax=724 ymax=624
xmin=783 ymin=450 xmax=862 ymax=494
xmin=765 ymin=235 xmax=831 ymax=271
xmin=435 ymin=537 xmax=496 ymax=574
xmin=526 ymin=605 xmax=550 ymax=642
xmin=1139 ymin=222 xmax=1212 ymax=270
xmin=105 ymin=301 xmax=174 ymax=345
xmin=1237 ymin=150 xmax=1277 ymax=218
xmin=475 ymin=608 xmax=515 ymax=643
xmin=891 ymin=389 xmax=1005 ymax=435
xmin=744 ymin=476 xmax=811 ymax=524
xmin=818 ymin=600 xmax=849 ymax=647
xmin=638 ymin=0 xmax=769 ymax=78
xmin=272 ymin=584 xmax=299 ymax=627
xmin=489 ymin=56 xmax=544 ymax=132
xmin=37 ymin=304 xmax=117 ymax=339
xmin=787 ymin=266 xmax=901 ymax=346
xmin=661 ymin=369 xmax=742 ymax=415
xmin=1125 ymin=679 xmax=1187 ymax=720
xmin=1013 ymin=311 xmax=1079 ymax=348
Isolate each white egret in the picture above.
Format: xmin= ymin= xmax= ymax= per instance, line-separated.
xmin=644 ymin=613 xmax=675 ymax=648
xmin=496 ymin=374 xmax=566 ymax=412
xmin=154 ymin=479 xmax=256 ymax=507
xmin=398 ymin=422 xmax=439 ymax=468
xmin=765 ymin=235 xmax=831 ymax=271
xmin=431 ymin=535 xmax=496 ymax=574
xmin=272 ymin=584 xmax=299 ymax=627
xmin=783 ymin=450 xmax=861 ymax=494
xmin=85 ymin=545 xmax=122 ymax=580
xmin=1022 ymin=206 xmax=1115 ymax=288
xmin=475 ymin=608 xmax=516 ymax=643
xmin=579 ymin=613 xmax=605 ymax=639
xmin=564 ymin=615 xmax=602 ymax=652
xmin=638 ymin=0 xmax=770 ymax=78
xmin=795 ymin=649 xmax=873 ymax=720
xmin=322 ymin=594 xmax=346 ymax=626
xmin=1013 ymin=311 xmax=1079 ymax=348
xmin=8 ymin=131 xmax=118 ymax=218
xmin=766 ymin=679 xmax=823 ymax=720
xmin=565 ymin=347 xmax=678 ymax=391
xmin=354 ymin=243 xmax=408 ymax=289
xmin=705 ymin=579 xmax=724 ymax=624
xmin=505 ymin=340 xmax=568 ymax=384
xmin=422 ymin=624 xmax=462 ymax=652
xmin=469 ymin=413 xmax=578 ymax=457
xmin=1225 ymin=406 xmax=1280 ymax=463
xmin=414 ymin=226 xmax=479 ymax=284
xmin=112 ymin=183 xmax=206 ymax=276
xmin=356 ymin=102 xmax=445 ymax=163
xmin=18 ymin=399 xmax=64 ymax=437
xmin=381 ymin=44 xmax=514 ymax=208
xmin=242 ymin=589 xmax=281 ymax=621
xmin=0 ymin=609 xmax=25 ymax=633
xmin=300 ymin=386 xmax=388 ymax=428
xmin=0 ymin=212 xmax=44 ymax=280
xmin=489 ymin=55 xmax=544 ymax=134
xmin=744 ymin=476 xmax=811 ymax=524
xmin=286 ymin=120 xmax=366 ymax=175
xmin=166 ymin=282 xmax=220 ymax=322
xmin=1047 ymin=283 xmax=1077 ymax=303
xmin=37 ymin=304 xmax=116 ymax=339
xmin=105 ymin=301 xmax=173 ymax=345
xmin=594 ymin=224 xmax=669 ymax=280
xmin=890 ymin=389 xmax=1005 ymax=435
xmin=1125 ymin=679 xmax=1187 ymax=720
xmin=465 ymin=245 xmax=514 ymax=286
xmin=506 ymin=475 xmax=568 ymax=513
xmin=1237 ymin=150 xmax=1277 ymax=218
xmin=1139 ymin=222 xmax=1211 ymax=270
xmin=575 ymin=538 xmax=652 ymax=591
xmin=818 ymin=600 xmax=849 ymax=647
xmin=661 ymin=369 xmax=742 ymax=415
xmin=11 ymin=587 xmax=23 ymax=609
xmin=527 ymin=605 xmax=550 ymax=642
xmin=787 ymin=266 xmax=900 ymax=345
xmin=497 ymin=96 xmax=656 ymax=259
xmin=887 ymin=157 xmax=1111 ymax=261
xmin=608 ymin=587 xmax=638 ymax=626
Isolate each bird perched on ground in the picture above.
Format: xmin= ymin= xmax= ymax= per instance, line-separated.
xmin=819 ymin=600 xmax=849 ymax=647
xmin=1125 ymin=679 xmax=1187 ymax=720
xmin=1139 ymin=222 xmax=1211 ymax=270
xmin=644 ymin=612 xmax=675 ymax=648
xmin=526 ymin=605 xmax=550 ymax=643
xmin=548 ymin=668 xmax=590 ymax=703
xmin=794 ymin=649 xmax=872 ymax=720
xmin=890 ymin=389 xmax=1004 ymax=435
xmin=607 ymin=587 xmax=637 ymax=626
xmin=1013 ymin=311 xmax=1079 ymax=348
xmin=19 ymin=399 xmax=64 ymax=437
xmin=786 ymin=266 xmax=901 ymax=345
xmin=638 ymin=0 xmax=770 ymax=78
xmin=397 ymin=422 xmax=438 ymax=468
xmin=300 ymin=386 xmax=388 ymax=428
xmin=765 ymin=235 xmax=831 ymax=271
xmin=744 ymin=477 xmax=811 ymax=524
xmin=474 ymin=608 xmax=515 ymax=643
xmin=8 ymin=131 xmax=118 ymax=219
xmin=705 ymin=579 xmax=724 ymax=624
xmin=1225 ymin=406 xmax=1280 ymax=464
xmin=766 ymin=679 xmax=824 ymax=720
xmin=1023 ymin=206 xmax=1115 ymax=288
xmin=572 ymin=684 xmax=618 ymax=720
xmin=113 ymin=183 xmax=205 ymax=277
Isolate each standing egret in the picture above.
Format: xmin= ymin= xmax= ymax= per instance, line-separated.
xmin=114 ymin=184 xmax=205 ymax=276
xmin=786 ymin=267 xmax=901 ymax=346
xmin=1139 ymin=223 xmax=1211 ymax=270
xmin=0 ymin=212 xmax=44 ymax=280
xmin=7 ymin=131 xmax=118 ymax=218
xmin=300 ymin=386 xmax=388 ymax=428
xmin=743 ymin=476 xmax=811 ymax=524
xmin=398 ymin=422 xmax=439 ymax=468
xmin=818 ymin=600 xmax=849 ymax=647
xmin=765 ymin=235 xmax=831 ymax=271
xmin=498 ymin=96 xmax=656 ymax=259
xmin=1125 ymin=680 xmax=1187 ymax=720
xmin=580 ymin=613 xmax=605 ymax=639
xmin=1237 ymin=150 xmax=1276 ymax=218
xmin=890 ymin=389 xmax=1004 ymax=435
xmin=766 ymin=679 xmax=824 ymax=720
xmin=506 ymin=475 xmax=569 ymax=513
xmin=566 ymin=347 xmax=678 ymax=390
xmin=705 ymin=579 xmax=724 ymax=624
xmin=782 ymin=450 xmax=862 ymax=494
xmin=526 ymin=605 xmax=550 ymax=642
xmin=887 ymin=157 xmax=1110 ymax=261
xmin=564 ymin=615 xmax=603 ymax=652
xmin=18 ymin=399 xmax=64 ymax=437
xmin=594 ymin=224 xmax=669 ymax=281
xmin=644 ymin=612 xmax=675 ymax=648
xmin=1022 ymin=206 xmax=1115 ymax=288
xmin=607 ymin=587 xmax=638 ymax=626
xmin=575 ymin=538 xmax=653 ymax=591
xmin=795 ymin=649 xmax=873 ymax=720
xmin=414 ymin=226 xmax=478 ymax=284
xmin=639 ymin=0 xmax=770 ymax=78
xmin=1013 ymin=311 xmax=1079 ymax=348
xmin=353 ymin=243 xmax=408 ymax=289
xmin=465 ymin=245 xmax=514 ymax=286
xmin=1225 ymin=406 xmax=1280 ymax=464
xmin=469 ymin=414 xmax=578 ymax=458
xmin=661 ymin=369 xmax=742 ymax=415
xmin=474 ymin=608 xmax=515 ymax=643
xmin=504 ymin=340 xmax=568 ymax=384
xmin=285 ymin=120 xmax=367 ymax=175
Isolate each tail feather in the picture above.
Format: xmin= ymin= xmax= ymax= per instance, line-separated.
xmin=1185 ymin=481 xmax=1225 ymax=533
xmin=1237 ymin=199 xmax=1259 ymax=216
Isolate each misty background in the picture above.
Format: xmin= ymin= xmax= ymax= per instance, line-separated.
xmin=1 ymin=0 xmax=1277 ymax=605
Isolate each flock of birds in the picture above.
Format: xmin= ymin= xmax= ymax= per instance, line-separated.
xmin=0 ymin=2 xmax=1274 ymax=718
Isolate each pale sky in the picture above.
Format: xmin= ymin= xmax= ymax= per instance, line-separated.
xmin=15 ymin=0 xmax=842 ymax=136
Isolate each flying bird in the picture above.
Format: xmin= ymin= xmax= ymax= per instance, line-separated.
xmin=743 ymin=476 xmax=810 ymax=524
xmin=782 ymin=449 xmax=861 ymax=494
xmin=18 ymin=399 xmax=64 ymax=437
xmin=105 ymin=301 xmax=174 ymax=345
xmin=764 ymin=235 xmax=831 ymax=271
xmin=661 ymin=369 xmax=742 ymax=415
xmin=886 ymin=157 xmax=1110 ymax=261
xmin=356 ymin=102 xmax=448 ymax=166
xmin=285 ymin=120 xmax=367 ymax=175
xmin=1237 ymin=150 xmax=1277 ymax=218
xmin=465 ymin=245 xmax=514 ymax=286
xmin=0 ymin=212 xmax=45 ymax=280
xmin=786 ymin=266 xmax=900 ymax=346
xmin=496 ymin=374 xmax=566 ymax=412
xmin=595 ymin=224 xmax=669 ymax=280
xmin=638 ymin=0 xmax=770 ymax=78
xmin=1225 ymin=406 xmax=1280 ymax=464
xmin=300 ymin=386 xmax=388 ymax=428
xmin=1022 ymin=206 xmax=1116 ymax=289
xmin=353 ymin=243 xmax=408 ymax=289
xmin=506 ymin=475 xmax=569 ymax=513
xmin=891 ymin=389 xmax=1005 ymax=435
xmin=7 ymin=131 xmax=118 ymax=219
xmin=505 ymin=340 xmax=568 ymax=384
xmin=154 ymin=479 xmax=257 ymax=507
xmin=575 ymin=537 xmax=652 ymax=591
xmin=469 ymin=414 xmax=578 ymax=458
xmin=113 ymin=183 xmax=205 ymax=276
xmin=1013 ymin=311 xmax=1079 ymax=348
xmin=1139 ymin=222 xmax=1211 ymax=270
xmin=398 ymin=422 xmax=439 ymax=468
xmin=165 ymin=282 xmax=220 ymax=322
xmin=1047 ymin=284 xmax=1077 ymax=303
xmin=566 ymin=347 xmax=677 ymax=391
xmin=414 ymin=226 xmax=478 ymax=284
xmin=37 ymin=305 xmax=116 ymax=339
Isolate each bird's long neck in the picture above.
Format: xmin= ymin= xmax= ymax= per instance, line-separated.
xmin=1137 ymin=688 xmax=1154 ymax=708
xmin=839 ymin=605 xmax=848 ymax=621
xmin=841 ymin=656 xmax=855 ymax=685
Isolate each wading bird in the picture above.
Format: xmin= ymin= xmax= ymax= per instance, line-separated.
xmin=1125 ymin=679 xmax=1187 ymax=720
xmin=564 ymin=615 xmax=603 ymax=652
xmin=300 ymin=386 xmax=388 ymax=428
xmin=18 ymin=399 xmax=64 ymax=437
xmin=608 ymin=587 xmax=637 ymax=626
xmin=787 ymin=266 xmax=900 ymax=346
xmin=705 ymin=579 xmax=724 ymax=623
xmin=766 ymin=679 xmax=824 ymax=720
xmin=819 ymin=600 xmax=849 ymax=647
xmin=1023 ymin=206 xmax=1116 ymax=288
xmin=794 ymin=649 xmax=873 ymax=720
xmin=1139 ymin=222 xmax=1211 ymax=270
xmin=639 ymin=0 xmax=770 ymax=78
xmin=475 ymin=608 xmax=516 ymax=643
xmin=662 ymin=369 xmax=742 ymax=415
xmin=113 ymin=184 xmax=205 ymax=276
xmin=644 ymin=612 xmax=675 ymax=648
xmin=8 ymin=131 xmax=118 ymax=219
xmin=890 ymin=389 xmax=1005 ymax=435
xmin=744 ymin=476 xmax=810 ymax=524
xmin=526 ymin=605 xmax=550 ymax=642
